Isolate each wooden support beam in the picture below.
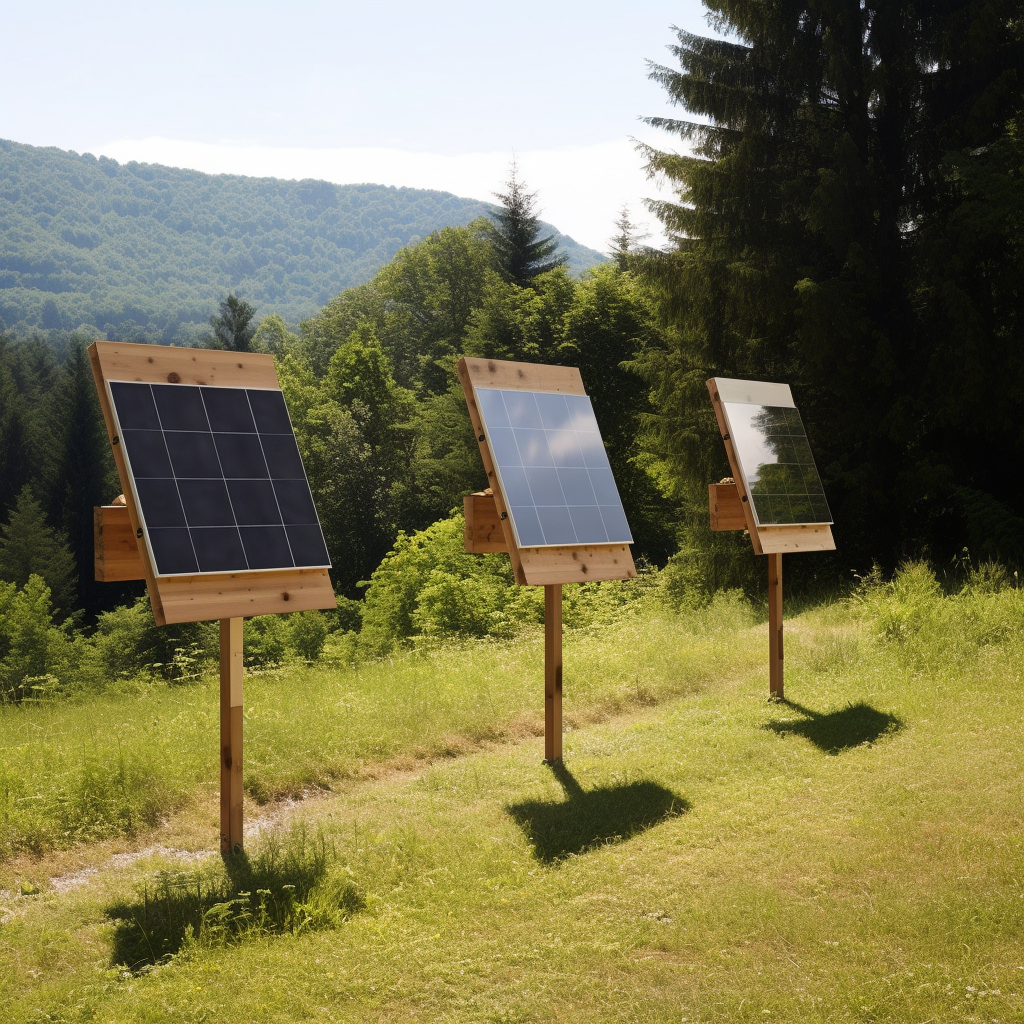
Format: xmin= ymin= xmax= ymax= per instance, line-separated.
xmin=220 ymin=617 xmax=244 ymax=854
xmin=544 ymin=584 xmax=563 ymax=763
xmin=768 ymin=553 xmax=783 ymax=700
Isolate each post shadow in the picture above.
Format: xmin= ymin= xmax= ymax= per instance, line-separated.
xmin=764 ymin=699 xmax=903 ymax=754
xmin=105 ymin=842 xmax=357 ymax=971
xmin=507 ymin=762 xmax=689 ymax=864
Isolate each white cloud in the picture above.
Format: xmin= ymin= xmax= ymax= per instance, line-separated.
xmin=93 ymin=136 xmax=672 ymax=253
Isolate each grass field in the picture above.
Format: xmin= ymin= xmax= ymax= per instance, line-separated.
xmin=1 ymin=568 xmax=1022 ymax=1022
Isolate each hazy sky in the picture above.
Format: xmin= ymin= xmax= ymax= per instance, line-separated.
xmin=1 ymin=1 xmax=716 ymax=251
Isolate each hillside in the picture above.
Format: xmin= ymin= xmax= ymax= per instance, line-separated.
xmin=0 ymin=139 xmax=606 ymax=340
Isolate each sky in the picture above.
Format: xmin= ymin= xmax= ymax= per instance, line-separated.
xmin=0 ymin=1 xmax=716 ymax=252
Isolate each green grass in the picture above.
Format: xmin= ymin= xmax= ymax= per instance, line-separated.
xmin=1 ymin=571 xmax=1023 ymax=1022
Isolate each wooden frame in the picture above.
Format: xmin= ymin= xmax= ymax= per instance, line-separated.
xmin=88 ymin=341 xmax=336 ymax=625
xmin=706 ymin=377 xmax=836 ymax=700
xmin=457 ymin=357 xmax=636 ymax=586
xmin=459 ymin=357 xmax=638 ymax=764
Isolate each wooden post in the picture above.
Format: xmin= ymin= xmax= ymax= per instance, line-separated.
xmin=220 ymin=617 xmax=244 ymax=854
xmin=768 ymin=553 xmax=783 ymax=700
xmin=544 ymin=584 xmax=563 ymax=763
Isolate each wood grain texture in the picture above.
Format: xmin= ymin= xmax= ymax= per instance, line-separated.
xmin=463 ymin=492 xmax=509 ymax=553
xmin=459 ymin=356 xmax=586 ymax=395
xmin=93 ymin=505 xmax=146 ymax=581
xmin=544 ymin=584 xmax=563 ymax=763
xmin=758 ymin=524 xmax=836 ymax=553
xmin=768 ymin=553 xmax=784 ymax=699
xmin=458 ymin=356 xmax=637 ymax=585
xmin=158 ymin=568 xmax=335 ymax=624
xmin=90 ymin=340 xmax=279 ymax=388
xmin=220 ymin=617 xmax=244 ymax=854
xmin=708 ymin=483 xmax=747 ymax=532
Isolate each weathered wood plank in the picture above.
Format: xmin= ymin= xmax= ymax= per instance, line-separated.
xmin=768 ymin=553 xmax=783 ymax=700
xmin=220 ymin=617 xmax=244 ymax=854
xmin=758 ymin=524 xmax=836 ymax=553
xmin=459 ymin=357 xmax=587 ymax=395
xmin=90 ymin=340 xmax=279 ymax=389
xmin=544 ymin=584 xmax=563 ymax=764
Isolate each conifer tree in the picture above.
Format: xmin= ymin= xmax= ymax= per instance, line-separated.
xmin=0 ymin=485 xmax=78 ymax=619
xmin=636 ymin=1 xmax=1024 ymax=571
xmin=486 ymin=162 xmax=567 ymax=287
xmin=209 ymin=294 xmax=258 ymax=352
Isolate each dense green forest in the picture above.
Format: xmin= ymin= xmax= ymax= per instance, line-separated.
xmin=0 ymin=139 xmax=605 ymax=340
xmin=1 ymin=0 xmax=1022 ymax=705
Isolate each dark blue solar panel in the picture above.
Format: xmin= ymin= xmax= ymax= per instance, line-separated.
xmin=108 ymin=382 xmax=330 ymax=576
xmin=475 ymin=387 xmax=633 ymax=549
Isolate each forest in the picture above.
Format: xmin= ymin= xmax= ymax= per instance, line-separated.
xmin=0 ymin=139 xmax=603 ymax=341
xmin=0 ymin=0 xmax=1022 ymax=703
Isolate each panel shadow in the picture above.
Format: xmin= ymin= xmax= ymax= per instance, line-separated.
xmin=507 ymin=763 xmax=689 ymax=864
xmin=765 ymin=700 xmax=903 ymax=754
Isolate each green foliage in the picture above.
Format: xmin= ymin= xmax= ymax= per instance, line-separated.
xmin=0 ymin=485 xmax=78 ymax=618
xmin=207 ymin=293 xmax=257 ymax=352
xmin=637 ymin=2 xmax=1024 ymax=575
xmin=484 ymin=163 xmax=568 ymax=287
xmin=0 ymin=139 xmax=604 ymax=339
xmin=0 ymin=575 xmax=79 ymax=702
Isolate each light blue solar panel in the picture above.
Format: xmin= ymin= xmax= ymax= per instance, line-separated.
xmin=475 ymin=388 xmax=633 ymax=549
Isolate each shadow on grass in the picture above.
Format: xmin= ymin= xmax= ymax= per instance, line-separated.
xmin=507 ymin=763 xmax=689 ymax=864
xmin=106 ymin=827 xmax=361 ymax=970
xmin=765 ymin=700 xmax=903 ymax=754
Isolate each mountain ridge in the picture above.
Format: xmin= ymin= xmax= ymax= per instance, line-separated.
xmin=0 ymin=138 xmax=606 ymax=341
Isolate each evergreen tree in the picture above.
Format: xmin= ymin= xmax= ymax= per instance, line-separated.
xmin=0 ymin=345 xmax=33 ymax=516
xmin=0 ymin=485 xmax=78 ymax=619
xmin=608 ymin=205 xmax=647 ymax=270
xmin=636 ymin=1 xmax=1024 ymax=574
xmin=46 ymin=342 xmax=117 ymax=617
xmin=485 ymin=163 xmax=567 ymax=287
xmin=209 ymin=294 xmax=258 ymax=352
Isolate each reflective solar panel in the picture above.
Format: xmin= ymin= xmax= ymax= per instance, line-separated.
xmin=107 ymin=381 xmax=330 ymax=577
xmin=475 ymin=387 xmax=633 ymax=548
xmin=723 ymin=402 xmax=832 ymax=526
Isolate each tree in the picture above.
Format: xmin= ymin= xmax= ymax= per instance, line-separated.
xmin=608 ymin=205 xmax=648 ymax=270
xmin=485 ymin=162 xmax=567 ymax=287
xmin=209 ymin=294 xmax=258 ymax=352
xmin=0 ymin=485 xmax=78 ymax=619
xmin=636 ymin=2 xmax=1024 ymax=575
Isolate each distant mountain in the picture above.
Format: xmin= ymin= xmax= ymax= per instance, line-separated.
xmin=0 ymin=138 xmax=606 ymax=341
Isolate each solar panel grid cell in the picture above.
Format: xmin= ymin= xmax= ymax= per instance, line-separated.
xmin=475 ymin=387 xmax=633 ymax=549
xmin=108 ymin=381 xmax=330 ymax=577
xmin=722 ymin=401 xmax=832 ymax=526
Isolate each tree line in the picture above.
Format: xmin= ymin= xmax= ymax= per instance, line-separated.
xmin=0 ymin=1 xmax=1021 ymax=699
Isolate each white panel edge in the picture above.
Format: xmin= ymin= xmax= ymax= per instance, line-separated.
xmin=713 ymin=377 xmax=795 ymax=407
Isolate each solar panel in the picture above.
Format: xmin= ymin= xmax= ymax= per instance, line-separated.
xmin=474 ymin=387 xmax=633 ymax=548
xmin=107 ymin=381 xmax=330 ymax=577
xmin=722 ymin=402 xmax=832 ymax=526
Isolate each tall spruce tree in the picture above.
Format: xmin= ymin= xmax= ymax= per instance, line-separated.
xmin=209 ymin=294 xmax=258 ymax=352
xmin=636 ymin=1 xmax=1024 ymax=574
xmin=486 ymin=163 xmax=567 ymax=287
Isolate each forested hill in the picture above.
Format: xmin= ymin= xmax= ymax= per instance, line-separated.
xmin=0 ymin=139 xmax=605 ymax=341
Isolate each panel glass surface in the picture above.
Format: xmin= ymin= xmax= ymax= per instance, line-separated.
xmin=108 ymin=381 xmax=331 ymax=576
xmin=723 ymin=403 xmax=832 ymax=526
xmin=475 ymin=387 xmax=633 ymax=548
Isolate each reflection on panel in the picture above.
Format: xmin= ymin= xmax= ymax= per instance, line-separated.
xmin=475 ymin=387 xmax=633 ymax=549
xmin=108 ymin=381 xmax=330 ymax=576
xmin=724 ymin=403 xmax=832 ymax=526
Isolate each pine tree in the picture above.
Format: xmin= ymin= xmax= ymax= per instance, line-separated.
xmin=608 ymin=205 xmax=647 ymax=270
xmin=485 ymin=162 xmax=567 ymax=287
xmin=636 ymin=1 xmax=1024 ymax=571
xmin=0 ymin=485 xmax=78 ymax=619
xmin=209 ymin=294 xmax=258 ymax=352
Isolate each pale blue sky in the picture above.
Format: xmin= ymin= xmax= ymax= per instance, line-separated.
xmin=1 ymin=1 xmax=716 ymax=249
